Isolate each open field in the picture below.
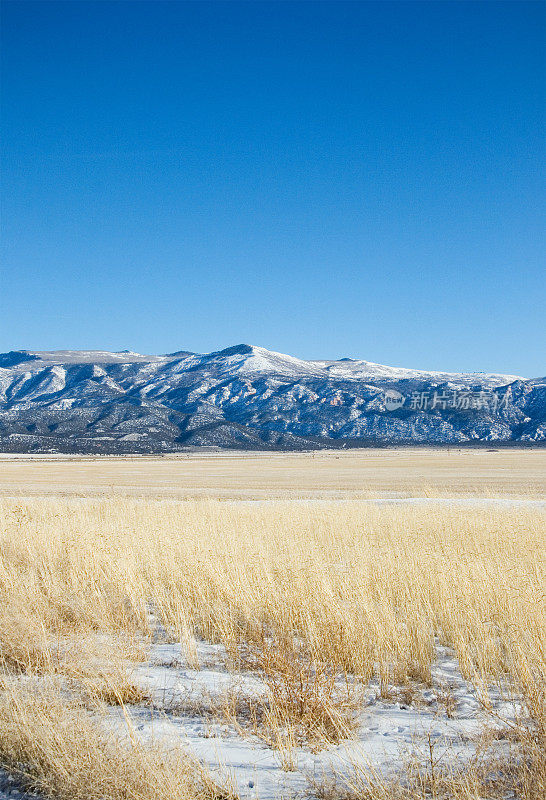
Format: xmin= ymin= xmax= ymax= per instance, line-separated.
xmin=0 ymin=448 xmax=545 ymax=499
xmin=0 ymin=452 xmax=545 ymax=799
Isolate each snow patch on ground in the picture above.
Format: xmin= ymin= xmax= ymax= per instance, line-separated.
xmin=0 ymin=770 xmax=41 ymax=800
xmin=0 ymin=636 xmax=523 ymax=800
xmin=97 ymin=640 xmax=521 ymax=800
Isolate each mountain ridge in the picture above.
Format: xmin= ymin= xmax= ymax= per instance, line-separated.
xmin=0 ymin=345 xmax=543 ymax=452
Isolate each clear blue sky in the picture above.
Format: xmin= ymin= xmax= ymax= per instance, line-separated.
xmin=1 ymin=1 xmax=544 ymax=376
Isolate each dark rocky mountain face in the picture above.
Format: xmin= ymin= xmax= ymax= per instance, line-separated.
xmin=0 ymin=346 xmax=543 ymax=452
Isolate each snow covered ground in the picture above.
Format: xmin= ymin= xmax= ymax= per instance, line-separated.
xmin=0 ymin=771 xmax=37 ymax=800
xmin=98 ymin=639 xmax=520 ymax=800
xmin=1 ymin=635 xmax=520 ymax=800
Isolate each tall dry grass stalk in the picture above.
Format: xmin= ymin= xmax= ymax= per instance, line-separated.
xmin=0 ymin=497 xmax=544 ymax=793
xmin=2 ymin=498 xmax=543 ymax=683
xmin=0 ymin=680 xmax=235 ymax=800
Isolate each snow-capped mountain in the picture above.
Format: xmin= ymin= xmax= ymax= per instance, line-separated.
xmin=0 ymin=345 xmax=543 ymax=451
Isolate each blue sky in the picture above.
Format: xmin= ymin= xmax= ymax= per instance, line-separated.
xmin=1 ymin=1 xmax=544 ymax=376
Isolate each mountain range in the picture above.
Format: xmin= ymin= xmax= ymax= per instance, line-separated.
xmin=0 ymin=345 xmax=544 ymax=452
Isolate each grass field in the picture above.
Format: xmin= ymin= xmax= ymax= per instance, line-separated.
xmin=0 ymin=451 xmax=545 ymax=799
xmin=0 ymin=448 xmax=544 ymax=499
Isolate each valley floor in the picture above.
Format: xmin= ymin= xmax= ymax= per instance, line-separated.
xmin=0 ymin=454 xmax=544 ymax=799
xmin=0 ymin=447 xmax=544 ymax=499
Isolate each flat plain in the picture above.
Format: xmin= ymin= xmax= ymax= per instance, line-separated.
xmin=0 ymin=449 xmax=545 ymax=800
xmin=0 ymin=447 xmax=544 ymax=498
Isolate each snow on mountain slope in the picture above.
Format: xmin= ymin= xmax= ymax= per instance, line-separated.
xmin=168 ymin=343 xmax=522 ymax=385
xmin=9 ymin=345 xmax=522 ymax=386
xmin=315 ymin=356 xmax=522 ymax=385
xmin=24 ymin=350 xmax=169 ymax=365
xmin=0 ymin=345 xmax=541 ymax=452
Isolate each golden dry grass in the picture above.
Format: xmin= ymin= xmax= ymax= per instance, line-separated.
xmin=0 ymin=494 xmax=544 ymax=798
xmin=3 ymin=497 xmax=542 ymax=682
xmin=0 ymin=681 xmax=236 ymax=800
xmin=0 ymin=448 xmax=544 ymax=499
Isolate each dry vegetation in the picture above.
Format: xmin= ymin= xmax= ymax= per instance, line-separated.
xmin=0 ymin=448 xmax=544 ymax=499
xmin=312 ymin=726 xmax=546 ymax=800
xmin=0 ymin=491 xmax=544 ymax=798
xmin=0 ymin=684 xmax=236 ymax=800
